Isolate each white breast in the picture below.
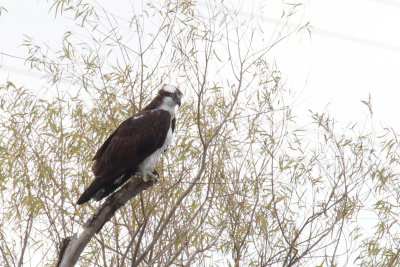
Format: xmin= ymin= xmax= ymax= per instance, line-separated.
xmin=137 ymin=127 xmax=173 ymax=172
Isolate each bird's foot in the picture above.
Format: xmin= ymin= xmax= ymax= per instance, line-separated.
xmin=135 ymin=170 xmax=159 ymax=183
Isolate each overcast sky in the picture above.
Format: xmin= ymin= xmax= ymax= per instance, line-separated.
xmin=273 ymin=0 xmax=400 ymax=130
xmin=1 ymin=0 xmax=400 ymax=130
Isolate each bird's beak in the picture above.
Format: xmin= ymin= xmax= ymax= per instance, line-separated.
xmin=175 ymin=98 xmax=181 ymax=107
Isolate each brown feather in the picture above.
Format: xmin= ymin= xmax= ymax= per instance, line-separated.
xmin=77 ymin=109 xmax=171 ymax=204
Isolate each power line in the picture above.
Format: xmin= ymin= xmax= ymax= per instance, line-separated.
xmin=2 ymin=0 xmax=400 ymax=78
xmin=0 ymin=51 xmax=27 ymax=61
xmin=91 ymin=0 xmax=400 ymax=55
xmin=0 ymin=51 xmax=45 ymax=78
xmin=368 ymin=0 xmax=400 ymax=8
xmin=212 ymin=1 xmax=400 ymax=53
xmin=312 ymin=26 xmax=400 ymax=53
xmin=0 ymin=64 xmax=42 ymax=78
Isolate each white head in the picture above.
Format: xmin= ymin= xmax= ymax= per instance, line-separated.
xmin=158 ymin=84 xmax=183 ymax=116
xmin=163 ymin=84 xmax=178 ymax=94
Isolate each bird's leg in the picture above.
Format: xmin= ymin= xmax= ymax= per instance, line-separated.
xmin=134 ymin=170 xmax=159 ymax=183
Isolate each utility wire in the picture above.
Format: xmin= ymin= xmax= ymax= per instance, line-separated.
xmin=368 ymin=0 xmax=400 ymax=8
xmin=211 ymin=0 xmax=400 ymax=53
xmin=312 ymin=26 xmax=400 ymax=53
xmin=2 ymin=0 xmax=400 ymax=80
xmin=0 ymin=51 xmax=27 ymax=61
xmin=0 ymin=64 xmax=43 ymax=78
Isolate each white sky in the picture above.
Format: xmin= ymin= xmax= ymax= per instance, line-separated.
xmin=1 ymin=1 xmax=399 ymax=265
xmin=272 ymin=0 xmax=400 ymax=129
xmin=1 ymin=0 xmax=400 ymax=130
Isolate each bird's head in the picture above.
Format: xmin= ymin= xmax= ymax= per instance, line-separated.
xmin=159 ymin=84 xmax=183 ymax=108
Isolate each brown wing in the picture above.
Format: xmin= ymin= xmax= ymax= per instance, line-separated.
xmin=77 ymin=109 xmax=171 ymax=204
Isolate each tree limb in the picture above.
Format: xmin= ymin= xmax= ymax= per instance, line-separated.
xmin=56 ymin=177 xmax=154 ymax=267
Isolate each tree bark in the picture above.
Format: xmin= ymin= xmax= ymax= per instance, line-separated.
xmin=56 ymin=177 xmax=154 ymax=267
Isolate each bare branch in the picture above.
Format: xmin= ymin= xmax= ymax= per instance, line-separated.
xmin=56 ymin=178 xmax=154 ymax=267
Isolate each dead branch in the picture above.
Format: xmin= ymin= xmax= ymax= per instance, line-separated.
xmin=56 ymin=177 xmax=154 ymax=267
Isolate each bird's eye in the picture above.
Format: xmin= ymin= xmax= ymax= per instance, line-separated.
xmin=171 ymin=93 xmax=176 ymax=98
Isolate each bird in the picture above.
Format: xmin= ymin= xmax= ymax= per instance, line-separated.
xmin=77 ymin=84 xmax=183 ymax=205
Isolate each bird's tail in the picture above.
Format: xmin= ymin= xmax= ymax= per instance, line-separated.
xmin=77 ymin=178 xmax=106 ymax=205
xmin=77 ymin=174 xmax=131 ymax=205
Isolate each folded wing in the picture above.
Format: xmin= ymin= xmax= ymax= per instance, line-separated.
xmin=77 ymin=109 xmax=171 ymax=204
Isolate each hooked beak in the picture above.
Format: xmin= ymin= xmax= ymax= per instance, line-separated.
xmin=174 ymin=98 xmax=181 ymax=107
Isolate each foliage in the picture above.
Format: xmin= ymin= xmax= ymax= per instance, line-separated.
xmin=0 ymin=0 xmax=399 ymax=266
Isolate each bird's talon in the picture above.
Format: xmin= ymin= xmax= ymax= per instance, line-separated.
xmin=135 ymin=171 xmax=159 ymax=183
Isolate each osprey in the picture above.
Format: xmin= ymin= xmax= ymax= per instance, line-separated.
xmin=77 ymin=84 xmax=183 ymax=205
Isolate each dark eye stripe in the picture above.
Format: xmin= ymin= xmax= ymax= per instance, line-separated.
xmin=163 ymin=92 xmax=177 ymax=97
